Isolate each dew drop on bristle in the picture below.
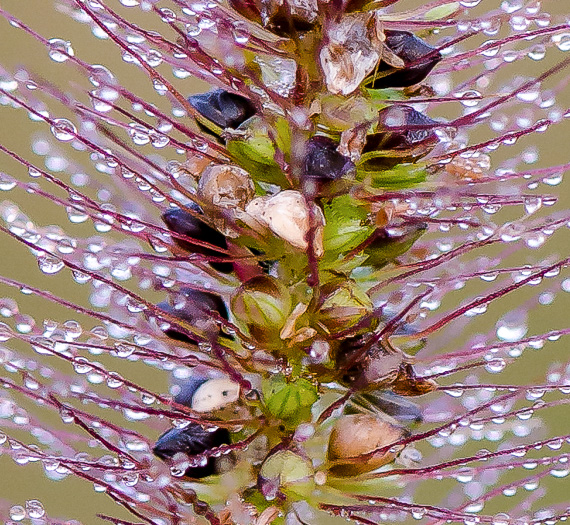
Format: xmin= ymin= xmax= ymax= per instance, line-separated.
xmin=9 ymin=505 xmax=26 ymax=521
xmin=47 ymin=38 xmax=74 ymax=63
xmin=25 ymin=500 xmax=45 ymax=519
xmin=50 ymin=119 xmax=77 ymax=142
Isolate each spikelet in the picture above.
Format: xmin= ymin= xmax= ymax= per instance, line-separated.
xmin=0 ymin=1 xmax=569 ymax=524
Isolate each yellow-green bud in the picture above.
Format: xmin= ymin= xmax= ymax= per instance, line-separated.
xmin=230 ymin=276 xmax=291 ymax=344
xmin=318 ymin=279 xmax=374 ymax=335
xmin=258 ymin=449 xmax=314 ymax=501
xmin=262 ymin=375 xmax=318 ymax=425
xmin=225 ymin=116 xmax=290 ymax=187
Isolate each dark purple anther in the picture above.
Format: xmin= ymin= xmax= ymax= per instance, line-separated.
xmin=162 ymin=207 xmax=233 ymax=273
xmin=368 ymin=30 xmax=441 ymax=89
xmin=153 ymin=424 xmax=230 ymax=479
xmin=158 ymin=288 xmax=229 ymax=345
xmin=303 ymin=136 xmax=354 ymax=182
xmin=188 ymin=89 xmax=256 ymax=131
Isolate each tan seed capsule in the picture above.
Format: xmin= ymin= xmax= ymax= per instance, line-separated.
xmin=245 ymin=190 xmax=325 ymax=256
xmin=198 ymin=164 xmax=255 ymax=210
xmin=327 ymin=414 xmax=406 ymax=476
xmin=320 ymin=12 xmax=385 ymax=96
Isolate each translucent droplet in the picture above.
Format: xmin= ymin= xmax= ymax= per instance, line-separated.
xmin=48 ymin=38 xmax=75 ymax=63
xmin=502 ymin=486 xmax=517 ymax=497
xmin=26 ymin=500 xmax=45 ymax=519
xmin=485 ymin=358 xmax=506 ymax=374
xmin=496 ymin=323 xmax=526 ymax=342
xmin=141 ymin=393 xmax=156 ymax=405
xmin=457 ymin=90 xmax=482 ymax=107
xmin=465 ymin=501 xmax=484 ymax=513
xmin=0 ymin=173 xmax=16 ymax=191
xmin=128 ymin=123 xmax=151 ymax=145
xmin=114 ymin=342 xmax=136 ymax=358
xmin=38 ymin=255 xmax=65 ymax=275
xmin=542 ymin=173 xmax=563 ymax=186
xmin=528 ymin=44 xmax=546 ymax=61
xmin=523 ymin=196 xmax=542 ymax=215
xmin=9 ymin=505 xmax=26 ymax=521
xmin=492 ymin=513 xmax=510 ymax=525
xmin=50 ymin=118 xmax=77 ymax=142
xmin=0 ymin=76 xmax=18 ymax=91
xmin=456 ymin=467 xmax=474 ymax=483
xmin=121 ymin=472 xmax=139 ymax=486
xmin=159 ymin=7 xmax=177 ymax=22
xmin=516 ymin=408 xmax=534 ymax=421
xmin=232 ymin=20 xmax=250 ymax=44
xmin=73 ymin=357 xmax=93 ymax=375
xmin=553 ymin=33 xmax=570 ymax=52
xmin=444 ymin=387 xmax=464 ymax=398
xmin=145 ymin=49 xmax=163 ymax=67
xmin=153 ymin=79 xmax=168 ymax=95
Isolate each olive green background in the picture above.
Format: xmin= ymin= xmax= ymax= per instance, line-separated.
xmin=0 ymin=0 xmax=569 ymax=523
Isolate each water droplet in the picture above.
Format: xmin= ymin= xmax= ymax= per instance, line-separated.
xmin=0 ymin=172 xmax=16 ymax=191
xmin=26 ymin=500 xmax=45 ymax=519
xmin=141 ymin=393 xmax=156 ymax=405
xmin=48 ymin=38 xmax=75 ymax=62
xmin=542 ymin=173 xmax=563 ymax=186
xmin=457 ymin=90 xmax=482 ymax=107
xmin=456 ymin=467 xmax=474 ymax=483
xmin=153 ymin=79 xmax=168 ymax=95
xmin=496 ymin=323 xmax=526 ymax=342
xmin=38 ymin=254 xmax=65 ymax=275
xmin=485 ymin=358 xmax=506 ymax=374
xmin=73 ymin=357 xmax=93 ymax=375
xmin=114 ymin=342 xmax=136 ymax=358
xmin=465 ymin=304 xmax=488 ymax=317
xmin=553 ymin=33 xmax=570 ymax=52
xmin=104 ymin=372 xmax=123 ymax=388
xmin=516 ymin=408 xmax=534 ymax=421
xmin=516 ymin=88 xmax=539 ymax=103
xmin=128 ymin=123 xmax=151 ymax=145
xmin=523 ymin=196 xmax=542 ymax=215
xmin=0 ymin=75 xmax=18 ymax=91
xmin=9 ymin=505 xmax=26 ymax=521
xmin=145 ymin=49 xmax=163 ymax=67
xmin=502 ymin=486 xmax=517 ymax=496
xmin=445 ymin=387 xmax=464 ymax=398
xmin=523 ymin=480 xmax=539 ymax=491
xmin=50 ymin=118 xmax=77 ymax=142
xmin=492 ymin=513 xmax=510 ymax=525
xmin=232 ymin=20 xmax=250 ymax=44
xmin=528 ymin=44 xmax=546 ymax=61
xmin=121 ymin=472 xmax=140 ymax=486
xmin=465 ymin=501 xmax=484 ymax=513
xmin=150 ymin=131 xmax=169 ymax=149
xmin=524 ymin=232 xmax=545 ymax=249
xmin=159 ymin=7 xmax=177 ymax=22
